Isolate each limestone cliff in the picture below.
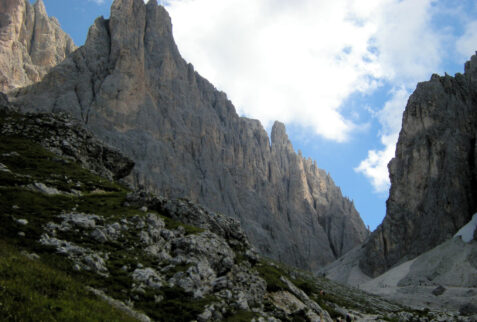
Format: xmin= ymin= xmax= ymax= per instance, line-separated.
xmin=360 ymin=54 xmax=477 ymax=277
xmin=9 ymin=0 xmax=367 ymax=270
xmin=0 ymin=0 xmax=76 ymax=92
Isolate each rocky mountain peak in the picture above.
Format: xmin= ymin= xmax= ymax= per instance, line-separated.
xmin=9 ymin=1 xmax=368 ymax=270
xmin=271 ymin=121 xmax=292 ymax=150
xmin=33 ymin=0 xmax=46 ymax=15
xmin=359 ymin=54 xmax=477 ymax=277
xmin=465 ymin=52 xmax=477 ymax=85
xmin=0 ymin=0 xmax=76 ymax=92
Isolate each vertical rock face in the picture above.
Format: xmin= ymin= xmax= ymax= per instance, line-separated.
xmin=0 ymin=0 xmax=76 ymax=92
xmin=360 ymin=54 xmax=477 ymax=277
xmin=10 ymin=0 xmax=368 ymax=270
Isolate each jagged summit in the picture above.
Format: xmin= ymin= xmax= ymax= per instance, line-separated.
xmin=9 ymin=0 xmax=368 ymax=270
xmin=271 ymin=121 xmax=293 ymax=149
xmin=0 ymin=0 xmax=76 ymax=92
xmin=359 ymin=53 xmax=477 ymax=277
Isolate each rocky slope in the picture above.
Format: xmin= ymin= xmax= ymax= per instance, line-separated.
xmin=8 ymin=0 xmax=368 ymax=270
xmin=359 ymin=54 xmax=477 ymax=277
xmin=0 ymin=0 xmax=76 ymax=92
xmin=324 ymin=219 xmax=477 ymax=318
xmin=1 ymin=105 xmax=442 ymax=321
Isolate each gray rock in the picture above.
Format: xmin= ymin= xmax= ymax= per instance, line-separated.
xmin=132 ymin=267 xmax=162 ymax=289
xmin=0 ymin=162 xmax=10 ymax=173
xmin=60 ymin=212 xmax=99 ymax=229
xmin=83 ymin=254 xmax=108 ymax=274
xmin=91 ymin=228 xmax=109 ymax=243
xmin=16 ymin=218 xmax=28 ymax=225
xmin=11 ymin=0 xmax=367 ymax=270
xmin=432 ymin=285 xmax=446 ymax=296
xmin=360 ymin=53 xmax=477 ymax=277
xmin=28 ymin=182 xmax=62 ymax=195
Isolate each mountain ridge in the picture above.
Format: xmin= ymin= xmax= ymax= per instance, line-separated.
xmin=8 ymin=0 xmax=368 ymax=270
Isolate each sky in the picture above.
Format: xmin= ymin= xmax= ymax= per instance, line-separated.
xmin=35 ymin=0 xmax=477 ymax=230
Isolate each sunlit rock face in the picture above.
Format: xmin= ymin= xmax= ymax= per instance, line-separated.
xmin=0 ymin=0 xmax=76 ymax=92
xmin=360 ymin=54 xmax=477 ymax=277
xmin=10 ymin=0 xmax=368 ymax=270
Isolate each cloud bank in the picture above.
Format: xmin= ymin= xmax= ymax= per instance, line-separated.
xmin=162 ymin=0 xmax=477 ymax=192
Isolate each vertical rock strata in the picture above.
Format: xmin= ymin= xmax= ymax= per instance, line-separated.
xmin=0 ymin=0 xmax=76 ymax=92
xmin=10 ymin=0 xmax=367 ymax=269
xmin=360 ymin=54 xmax=477 ymax=277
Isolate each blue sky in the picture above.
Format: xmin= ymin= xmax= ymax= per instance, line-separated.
xmin=35 ymin=0 xmax=477 ymax=230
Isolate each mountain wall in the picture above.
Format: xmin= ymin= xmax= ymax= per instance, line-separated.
xmin=359 ymin=54 xmax=477 ymax=277
xmin=0 ymin=0 xmax=76 ymax=92
xmin=8 ymin=0 xmax=368 ymax=270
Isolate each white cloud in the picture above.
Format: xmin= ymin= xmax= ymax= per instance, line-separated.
xmin=355 ymin=87 xmax=410 ymax=192
xmin=457 ymin=21 xmax=477 ymax=60
xmin=88 ymin=0 xmax=106 ymax=4
xmin=165 ymin=0 xmax=382 ymax=142
xmin=161 ymin=0 xmax=474 ymax=191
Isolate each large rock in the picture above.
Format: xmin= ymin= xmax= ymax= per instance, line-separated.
xmin=9 ymin=0 xmax=368 ymax=270
xmin=360 ymin=54 xmax=477 ymax=277
xmin=0 ymin=0 xmax=76 ymax=92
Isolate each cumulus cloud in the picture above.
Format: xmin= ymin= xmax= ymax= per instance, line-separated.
xmin=355 ymin=88 xmax=410 ymax=192
xmin=162 ymin=0 xmax=475 ymax=191
xmin=457 ymin=21 xmax=477 ymax=59
xmin=165 ymin=0 xmax=382 ymax=142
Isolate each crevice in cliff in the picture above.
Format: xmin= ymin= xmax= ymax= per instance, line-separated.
xmin=469 ymin=137 xmax=477 ymax=215
xmin=28 ymin=6 xmax=37 ymax=57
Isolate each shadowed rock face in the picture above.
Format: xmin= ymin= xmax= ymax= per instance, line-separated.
xmin=10 ymin=0 xmax=368 ymax=270
xmin=0 ymin=0 xmax=76 ymax=92
xmin=360 ymin=54 xmax=477 ymax=277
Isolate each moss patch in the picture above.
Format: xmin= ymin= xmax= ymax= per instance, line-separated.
xmin=0 ymin=241 xmax=137 ymax=321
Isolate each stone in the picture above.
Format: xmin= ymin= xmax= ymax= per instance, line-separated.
xmin=28 ymin=182 xmax=62 ymax=195
xmin=360 ymin=53 xmax=477 ymax=277
xmin=0 ymin=0 xmax=76 ymax=92
xmin=132 ymin=268 xmax=162 ymax=289
xmin=60 ymin=212 xmax=98 ymax=229
xmin=432 ymin=285 xmax=446 ymax=296
xmin=16 ymin=218 xmax=28 ymax=225
xmin=0 ymin=162 xmax=10 ymax=172
xmin=83 ymin=254 xmax=108 ymax=274
xmin=11 ymin=0 xmax=368 ymax=270
xmin=91 ymin=228 xmax=109 ymax=243
xmin=268 ymin=291 xmax=306 ymax=315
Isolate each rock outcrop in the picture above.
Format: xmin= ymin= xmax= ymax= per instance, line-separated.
xmin=0 ymin=96 xmax=134 ymax=181
xmin=0 ymin=0 xmax=76 ymax=92
xmin=360 ymin=54 xmax=477 ymax=277
xmin=9 ymin=0 xmax=367 ymax=270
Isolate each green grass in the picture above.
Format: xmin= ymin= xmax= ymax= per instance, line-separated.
xmin=255 ymin=259 xmax=289 ymax=292
xmin=0 ymin=136 xmax=122 ymax=193
xmin=224 ymin=310 xmax=258 ymax=321
xmin=0 ymin=241 xmax=137 ymax=321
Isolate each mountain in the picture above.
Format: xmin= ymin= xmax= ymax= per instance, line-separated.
xmin=1 ymin=103 xmax=463 ymax=321
xmin=7 ymin=0 xmax=368 ymax=270
xmin=359 ymin=54 xmax=477 ymax=277
xmin=0 ymin=0 xmax=76 ymax=92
